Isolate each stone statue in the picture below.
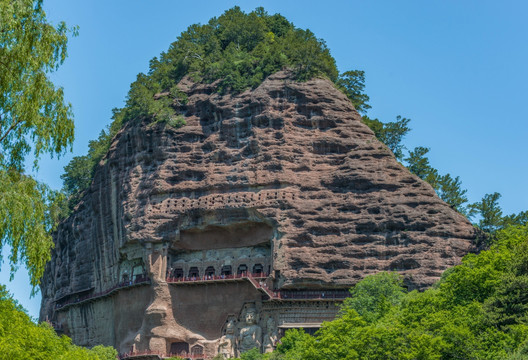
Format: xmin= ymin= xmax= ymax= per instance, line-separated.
xmin=218 ymin=319 xmax=236 ymax=358
xmin=262 ymin=316 xmax=278 ymax=353
xmin=237 ymin=307 xmax=262 ymax=355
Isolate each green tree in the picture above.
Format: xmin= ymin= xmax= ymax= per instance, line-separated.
xmin=0 ymin=0 xmax=76 ymax=289
xmin=484 ymin=273 xmax=528 ymax=329
xmin=403 ymin=147 xmax=470 ymax=214
xmin=362 ymin=115 xmax=410 ymax=160
xmin=240 ymin=348 xmax=264 ymax=360
xmin=0 ymin=285 xmax=116 ymax=359
xmin=276 ymin=328 xmax=317 ymax=360
xmin=337 ymin=70 xmax=371 ymax=114
xmin=437 ymin=173 xmax=468 ymax=215
xmin=484 ymin=228 xmax=528 ymax=329
xmin=61 ymin=155 xmax=92 ymax=202
xmin=507 ymin=339 xmax=528 ymax=360
xmin=89 ymin=345 xmax=118 ymax=360
xmin=502 ymin=210 xmax=528 ymax=228
xmin=342 ymin=271 xmax=406 ymax=323
xmin=0 ymin=0 xmax=75 ymax=169
xmin=0 ymin=170 xmax=64 ymax=289
xmin=404 ymin=146 xmax=439 ymax=187
xmin=468 ymin=192 xmax=504 ymax=234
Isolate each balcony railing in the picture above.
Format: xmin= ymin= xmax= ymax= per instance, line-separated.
xmin=166 ymin=272 xmax=350 ymax=301
xmin=55 ymin=271 xmax=350 ymax=312
xmin=166 ymin=272 xmax=268 ymax=284
xmin=118 ymin=349 xmax=206 ymax=359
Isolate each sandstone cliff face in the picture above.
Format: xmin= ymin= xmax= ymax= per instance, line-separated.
xmin=40 ymin=71 xmax=476 ymax=353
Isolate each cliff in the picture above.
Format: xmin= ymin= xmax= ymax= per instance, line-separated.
xmin=40 ymin=71 xmax=476 ymax=356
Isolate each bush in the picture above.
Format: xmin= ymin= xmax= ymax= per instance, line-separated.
xmin=0 ymin=285 xmax=116 ymax=359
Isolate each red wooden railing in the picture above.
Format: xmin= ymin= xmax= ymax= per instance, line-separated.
xmin=166 ymin=272 xmax=267 ymax=284
xmin=166 ymin=272 xmax=350 ymax=301
xmin=246 ymin=272 xmax=278 ymax=298
xmin=55 ymin=271 xmax=350 ymax=311
xmin=119 ymin=349 xmax=207 ymax=359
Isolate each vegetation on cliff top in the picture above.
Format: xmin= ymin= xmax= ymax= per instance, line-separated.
xmin=59 ymin=6 xmax=344 ymax=209
xmin=56 ymin=7 xmax=412 ymax=213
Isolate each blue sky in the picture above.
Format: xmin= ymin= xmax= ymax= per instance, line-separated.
xmin=1 ymin=0 xmax=527 ymax=319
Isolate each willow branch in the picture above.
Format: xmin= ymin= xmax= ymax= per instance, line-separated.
xmin=0 ymin=118 xmax=23 ymax=144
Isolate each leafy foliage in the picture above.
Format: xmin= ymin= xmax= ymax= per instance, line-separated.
xmin=0 ymin=285 xmax=117 ymax=359
xmin=59 ymin=109 xmax=125 ymax=210
xmin=337 ymin=70 xmax=371 ymax=114
xmin=0 ymin=170 xmax=67 ymax=291
xmin=342 ymin=271 xmax=406 ymax=323
xmin=118 ymin=6 xmax=339 ymax=118
xmin=240 ymin=348 xmax=265 ymax=360
xmin=436 ymin=173 xmax=468 ymax=215
xmin=0 ymin=0 xmax=76 ymax=170
xmin=61 ymin=154 xmax=92 ymax=207
xmin=401 ymin=146 xmax=470 ymax=215
xmin=466 ymin=193 xmax=527 ymax=239
xmin=130 ymin=6 xmax=337 ymax=101
xmin=0 ymin=0 xmax=76 ymax=289
xmin=468 ymin=192 xmax=505 ymax=234
xmin=503 ymin=211 xmax=528 ymax=228
xmin=404 ymin=146 xmax=439 ymax=186
xmin=362 ymin=115 xmax=410 ymax=161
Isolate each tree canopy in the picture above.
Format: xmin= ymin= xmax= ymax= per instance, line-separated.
xmin=121 ymin=5 xmax=338 ymax=122
xmin=0 ymin=0 xmax=76 ymax=290
xmin=0 ymin=285 xmax=116 ymax=359
xmin=362 ymin=115 xmax=410 ymax=161
xmin=0 ymin=0 xmax=75 ymax=169
xmin=336 ymin=70 xmax=371 ymax=114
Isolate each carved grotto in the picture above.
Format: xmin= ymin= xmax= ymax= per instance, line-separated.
xmin=40 ymin=71 xmax=477 ymax=359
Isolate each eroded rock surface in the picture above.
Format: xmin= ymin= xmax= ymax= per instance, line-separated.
xmin=40 ymin=71 xmax=477 ymax=355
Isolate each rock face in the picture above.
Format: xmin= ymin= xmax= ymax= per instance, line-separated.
xmin=40 ymin=71 xmax=477 ymax=357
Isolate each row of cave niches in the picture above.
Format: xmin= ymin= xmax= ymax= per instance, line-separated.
xmin=167 ymin=263 xmax=269 ymax=280
xmin=148 ymin=190 xmax=296 ymax=215
xmin=166 ymin=247 xmax=271 ymax=281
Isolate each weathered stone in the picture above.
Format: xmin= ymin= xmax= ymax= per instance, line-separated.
xmin=262 ymin=316 xmax=278 ymax=353
xmin=40 ymin=71 xmax=477 ymax=356
xmin=237 ymin=306 xmax=262 ymax=356
xmin=218 ymin=318 xmax=236 ymax=358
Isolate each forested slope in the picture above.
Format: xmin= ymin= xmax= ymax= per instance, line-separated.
xmin=238 ymin=225 xmax=528 ymax=360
